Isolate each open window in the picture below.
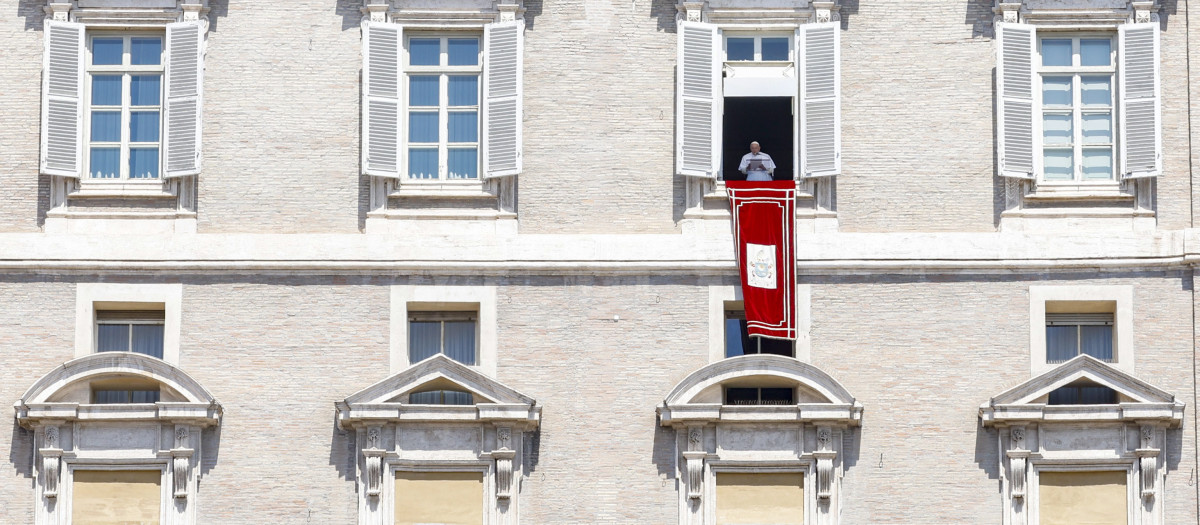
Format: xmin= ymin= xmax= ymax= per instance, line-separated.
xmin=980 ymin=355 xmax=1184 ymax=525
xmin=1030 ymin=285 xmax=1132 ymax=374
xmin=15 ymin=352 xmax=222 ymax=525
xmin=724 ymin=307 xmax=796 ymax=357
xmin=337 ymin=355 xmax=540 ymax=525
xmin=658 ymin=355 xmax=862 ymax=525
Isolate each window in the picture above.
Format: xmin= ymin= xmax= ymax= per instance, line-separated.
xmin=408 ymin=311 xmax=477 ymax=365
xmin=724 ymin=309 xmax=796 ymax=357
xmin=41 ymin=19 xmax=204 ymax=181
xmin=1038 ymin=470 xmax=1127 ymax=525
xmin=1039 ymin=35 xmax=1116 ymax=182
xmin=1028 ymin=286 xmax=1132 ymax=374
xmin=395 ymin=471 xmax=484 ymax=525
xmin=997 ymin=20 xmax=1160 ymax=181
xmin=1046 ymin=313 xmax=1113 ymax=363
xmin=86 ymin=34 xmax=164 ymax=180
xmin=408 ymin=389 xmax=474 ymax=405
xmin=715 ymin=472 xmax=804 ymax=525
xmin=405 ymin=35 xmax=481 ymax=180
xmin=724 ymin=387 xmax=794 ymax=406
xmin=96 ymin=309 xmax=166 ymax=358
xmin=1046 ymin=380 xmax=1117 ymax=405
xmin=725 ymin=35 xmax=792 ymax=62
xmin=72 ymin=469 xmax=163 ymax=525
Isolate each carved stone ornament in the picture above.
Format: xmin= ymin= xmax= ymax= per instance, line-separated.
xmin=1008 ymin=452 xmax=1028 ymax=499
xmin=683 ymin=450 xmax=706 ymax=500
xmin=497 ymin=426 xmax=512 ymax=451
xmin=1137 ymin=425 xmax=1160 ymax=500
xmin=367 ymin=427 xmax=381 ymax=450
xmin=495 ymin=449 xmax=516 ymax=499
xmin=1132 ymin=1 xmax=1156 ymax=23
xmin=1010 ymin=426 xmax=1025 ymax=449
xmin=688 ymin=427 xmax=702 ymax=450
xmin=45 ymin=426 xmax=58 ymax=449
xmin=817 ymin=427 xmax=832 ymax=451
xmin=42 ymin=455 xmax=60 ymax=498
xmin=364 ymin=449 xmax=384 ymax=498
xmin=176 ymin=426 xmax=190 ymax=448
xmin=996 ymin=2 xmax=1021 ymax=23
xmin=1141 ymin=425 xmax=1154 ymax=449
xmin=173 ymin=455 xmax=190 ymax=499
xmin=815 ymin=451 xmax=836 ymax=500
xmin=681 ymin=1 xmax=704 ymax=22
xmin=812 ymin=1 xmax=838 ymax=23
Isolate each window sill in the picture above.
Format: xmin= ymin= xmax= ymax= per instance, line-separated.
xmin=1025 ymin=183 xmax=1133 ymax=202
xmin=74 ymin=180 xmax=174 ymax=199
xmin=390 ymin=180 xmax=491 ymax=199
xmin=706 ymin=179 xmax=815 ymax=201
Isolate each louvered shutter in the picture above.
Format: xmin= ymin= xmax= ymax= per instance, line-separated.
xmin=40 ymin=20 xmax=85 ymax=178
xmin=1119 ymin=22 xmax=1161 ymax=179
xmin=676 ymin=20 xmax=720 ymax=179
xmin=997 ymin=22 xmax=1036 ymax=179
xmin=164 ymin=21 xmax=204 ymax=178
xmin=799 ymin=22 xmax=840 ymax=178
xmin=483 ymin=20 xmax=523 ymax=179
xmin=362 ymin=21 xmax=403 ymax=178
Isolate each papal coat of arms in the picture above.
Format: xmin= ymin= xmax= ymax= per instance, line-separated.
xmin=745 ymin=243 xmax=776 ymax=289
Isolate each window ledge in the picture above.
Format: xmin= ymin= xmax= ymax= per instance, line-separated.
xmin=706 ymin=180 xmax=815 ymax=201
xmin=1025 ymin=184 xmax=1133 ymax=202
xmin=74 ymin=180 xmax=174 ymax=198
xmin=391 ymin=180 xmax=492 ymax=199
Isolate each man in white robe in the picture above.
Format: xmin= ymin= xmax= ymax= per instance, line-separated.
xmin=738 ymin=141 xmax=777 ymax=181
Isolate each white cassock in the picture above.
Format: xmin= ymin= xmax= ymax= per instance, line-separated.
xmin=738 ymin=152 xmax=777 ymax=181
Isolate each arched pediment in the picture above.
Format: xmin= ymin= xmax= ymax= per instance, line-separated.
xmin=659 ymin=355 xmax=862 ymax=426
xmin=14 ymin=352 xmax=221 ymax=427
xmin=336 ymin=355 xmax=539 ymax=429
xmin=981 ymin=355 xmax=1184 ymax=426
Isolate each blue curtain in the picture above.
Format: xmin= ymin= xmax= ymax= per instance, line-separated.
xmin=409 ymin=321 xmax=441 ymax=362
xmin=1045 ymin=326 xmax=1078 ymax=363
xmin=444 ymin=321 xmax=476 ymax=364
xmin=1079 ymin=325 xmax=1113 ymax=361
xmin=97 ymin=324 xmax=129 ymax=352
xmin=131 ymin=325 xmax=165 ymax=358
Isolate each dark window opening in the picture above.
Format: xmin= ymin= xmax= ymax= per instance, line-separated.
xmin=721 ymin=97 xmax=794 ymax=181
xmin=1047 ymin=382 xmax=1118 ymax=405
xmin=1046 ymin=313 xmax=1113 ymax=363
xmin=96 ymin=309 xmax=165 ymax=359
xmin=725 ymin=311 xmax=795 ymax=357
xmin=409 ymin=311 xmax=478 ymax=365
xmin=725 ymin=387 xmax=794 ymax=406
xmin=92 ymin=389 xmax=160 ymax=404
xmin=408 ymin=389 xmax=474 ymax=405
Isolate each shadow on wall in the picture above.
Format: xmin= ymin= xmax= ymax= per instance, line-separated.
xmin=973 ymin=421 xmax=1001 ymax=483
xmin=200 ymin=424 xmax=221 ymax=476
xmin=8 ymin=422 xmax=34 ymax=479
xmin=329 ymin=414 xmax=357 ymax=482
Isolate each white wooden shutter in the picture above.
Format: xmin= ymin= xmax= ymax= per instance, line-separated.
xmin=40 ymin=20 xmax=85 ymax=178
xmin=799 ymin=22 xmax=840 ymax=178
xmin=164 ymin=20 xmax=204 ymax=178
xmin=676 ymin=20 xmax=720 ymax=179
xmin=362 ymin=21 xmax=403 ymax=178
xmin=483 ymin=20 xmax=523 ymax=179
xmin=997 ymin=22 xmax=1036 ymax=179
xmin=1119 ymin=22 xmax=1161 ymax=179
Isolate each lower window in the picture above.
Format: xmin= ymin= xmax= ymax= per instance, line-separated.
xmin=395 ymin=470 xmax=484 ymax=525
xmin=409 ymin=311 xmax=477 ymax=365
xmin=715 ymin=472 xmax=804 ymax=525
xmin=725 ymin=310 xmax=795 ymax=357
xmin=1039 ymin=470 xmax=1127 ymax=525
xmin=72 ymin=469 xmax=162 ymax=525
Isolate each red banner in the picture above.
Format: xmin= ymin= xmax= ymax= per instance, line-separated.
xmin=726 ymin=181 xmax=796 ymax=341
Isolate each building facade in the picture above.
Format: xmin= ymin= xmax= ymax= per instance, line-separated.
xmin=0 ymin=0 xmax=1197 ymax=523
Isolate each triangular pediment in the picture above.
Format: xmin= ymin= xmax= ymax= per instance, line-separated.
xmin=981 ymin=355 xmax=1184 ymax=426
xmin=343 ymin=355 xmax=534 ymax=406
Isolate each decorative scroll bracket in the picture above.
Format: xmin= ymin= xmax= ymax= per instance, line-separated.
xmin=40 ymin=425 xmax=62 ymax=498
xmin=1007 ymin=426 xmax=1029 ymax=499
xmin=494 ymin=449 xmax=516 ymax=499
xmin=683 ymin=450 xmax=706 ymax=500
xmin=1137 ymin=424 xmax=1160 ymax=500
xmin=363 ymin=426 xmax=385 ymax=498
xmin=814 ymin=426 xmax=836 ymax=500
xmin=170 ymin=426 xmax=194 ymax=500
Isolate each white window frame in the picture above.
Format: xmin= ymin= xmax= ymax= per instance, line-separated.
xmin=391 ymin=284 xmax=496 ymax=376
xmin=1036 ymin=33 xmax=1118 ymax=185
xmin=403 ymin=33 xmax=483 ymax=184
xmin=1029 ymin=285 xmax=1133 ymax=375
xmin=84 ymin=32 xmax=165 ymax=182
xmin=723 ymin=32 xmax=795 ymax=63
xmin=75 ymin=283 xmax=182 ymax=364
xmin=709 ymin=284 xmax=811 ymax=363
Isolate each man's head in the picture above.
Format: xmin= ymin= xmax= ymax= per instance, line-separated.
xmin=750 ymin=141 xmax=761 ymax=154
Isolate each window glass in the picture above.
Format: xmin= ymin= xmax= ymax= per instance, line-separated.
xmin=448 ymin=76 xmax=478 ymax=106
xmin=448 ymin=113 xmax=478 ymax=142
xmin=1081 ymin=114 xmax=1112 ymax=144
xmin=129 ymin=112 xmax=159 ymax=142
xmin=89 ymin=148 xmax=120 ymax=178
xmin=408 ymin=112 xmax=439 ymax=143
xmin=1041 ymin=39 xmax=1072 ymax=67
xmin=448 ymin=149 xmax=478 ymax=179
xmin=91 ymin=112 xmax=122 ymax=142
xmin=94 ymin=390 xmax=161 ymax=404
xmin=409 ymin=38 xmax=441 ymax=66
xmin=91 ymin=75 xmax=122 ymax=105
xmin=1042 ymin=77 xmax=1073 ymax=106
xmin=98 ymin=324 xmax=131 ymax=352
xmin=1042 ymin=115 xmax=1072 ymax=145
xmin=447 ymin=38 xmax=479 ymax=66
xmin=1081 ymin=150 xmax=1113 ymax=180
xmin=408 ymin=149 xmax=438 ymax=179
xmin=129 ymin=37 xmax=162 ymax=65
xmin=92 ymin=38 xmax=123 ymax=65
xmin=130 ymin=325 xmax=165 ymax=358
xmin=1079 ymin=39 xmax=1112 ymax=66
xmin=443 ymin=320 xmax=476 ymax=363
xmin=409 ymin=76 xmax=439 ymax=106
xmin=130 ymin=75 xmax=161 ymax=105
xmin=1080 ymin=77 xmax=1111 ymax=106
xmin=129 ymin=149 xmax=159 ymax=179
xmin=409 ymin=389 xmax=474 ymax=405
xmin=726 ymin=38 xmax=754 ymax=61
xmin=409 ymin=321 xmax=442 ymax=361
xmin=761 ymin=37 xmax=789 ymax=61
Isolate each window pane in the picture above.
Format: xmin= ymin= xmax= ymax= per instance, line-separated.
xmin=130 ymin=75 xmax=161 ymax=106
xmin=1079 ymin=386 xmax=1117 ymax=404
xmin=443 ymin=390 xmax=473 ymax=405
xmin=91 ymin=75 xmax=122 ymax=105
xmin=759 ymin=388 xmax=794 ymax=405
xmin=760 ymin=338 xmax=795 ymax=357
xmin=727 ymin=38 xmax=754 ymax=61
xmin=444 ymin=321 xmax=476 ymax=365
xmin=131 ymin=324 xmax=165 ymax=359
xmin=724 ymin=318 xmax=745 ymax=358
xmin=1042 ymin=149 xmax=1074 ymax=181
xmin=448 ymin=112 xmax=477 ymax=142
xmin=407 ymin=149 xmax=438 ymax=179
xmin=1041 ymin=39 xmax=1072 ymax=67
xmin=1080 ymin=76 xmax=1112 ymax=106
xmin=725 ymin=388 xmax=758 ymax=405
xmin=89 ymin=148 xmax=120 ymax=178
xmin=130 ymin=37 xmax=162 ymax=65
xmin=94 ymin=390 xmax=129 ymax=404
xmin=90 ymin=111 xmax=121 ymax=142
xmin=447 ymin=38 xmax=479 ymax=66
xmin=129 ymin=111 xmax=160 ymax=142
xmin=408 ymin=112 xmax=439 ymax=143
xmin=1081 ymin=149 xmax=1113 ymax=181
xmin=408 ymin=76 xmax=439 ymax=106
xmin=761 ymin=38 xmax=789 ymax=61
xmin=1042 ymin=114 xmax=1072 ymax=146
xmin=129 ymin=390 xmax=161 ymax=403
xmin=97 ymin=324 xmax=130 ymax=352
xmin=1047 ymin=386 xmax=1079 ymax=405
xmin=129 ymin=148 xmax=159 ymax=178
xmin=1080 ymin=325 xmax=1113 ymax=360
xmin=1081 ymin=114 xmax=1112 ymax=144
xmin=409 ymin=391 xmax=441 ymax=404
xmin=1041 ymin=76 xmax=1072 ymax=106
xmin=448 ymin=76 xmax=478 ymax=106
xmin=448 ymin=148 xmax=478 ymax=179
xmin=409 ymin=38 xmax=440 ymax=66
xmin=409 ymin=321 xmax=441 ymax=362
xmin=1046 ymin=325 xmax=1078 ymax=362
xmin=92 ymin=38 xmax=123 ymax=65
xmin=1080 ymin=39 xmax=1112 ymax=67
